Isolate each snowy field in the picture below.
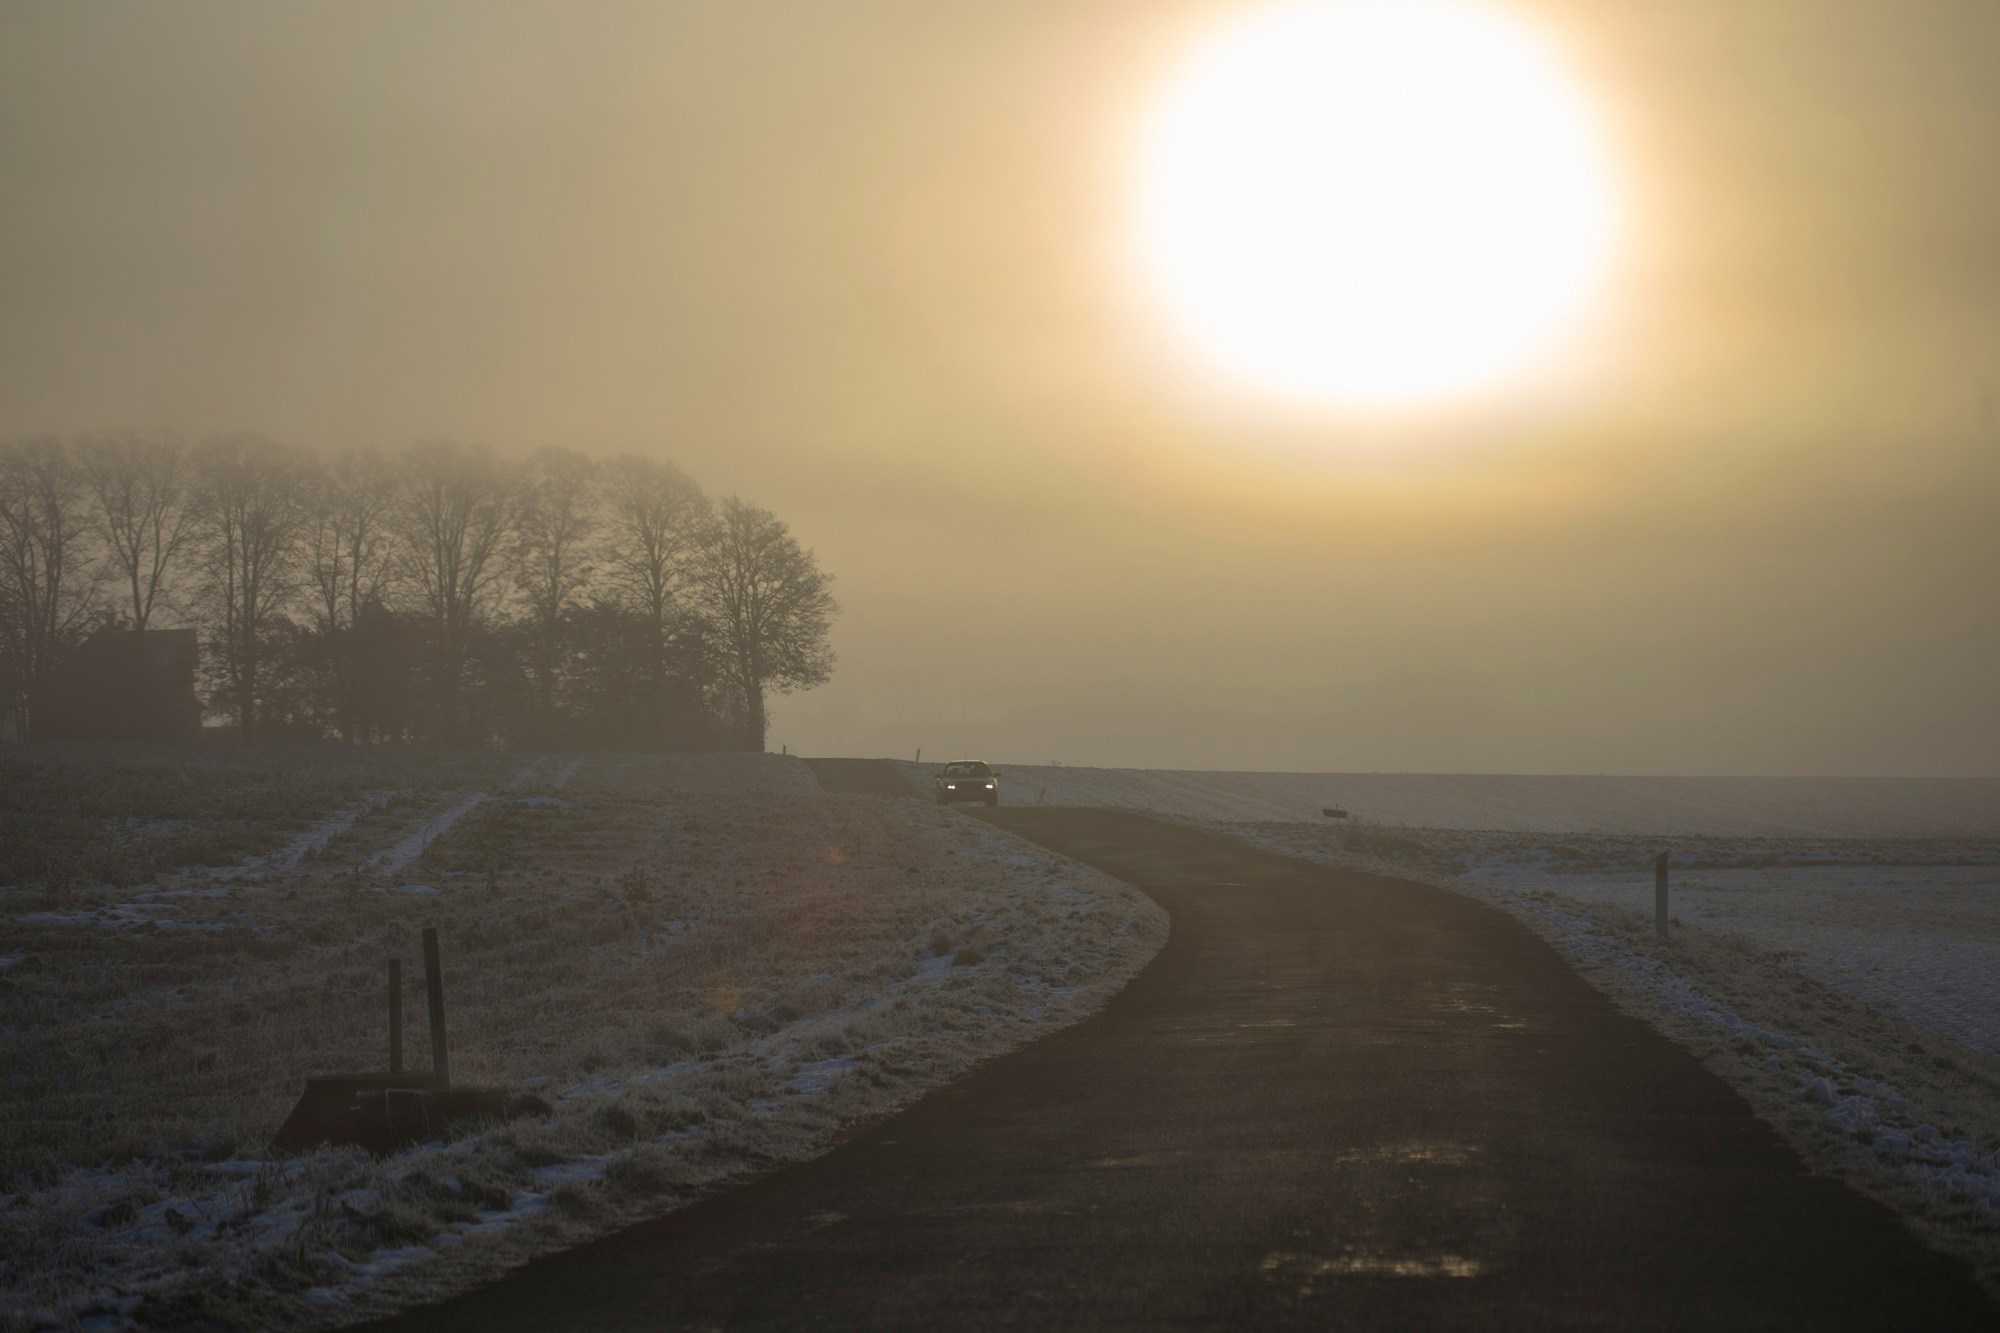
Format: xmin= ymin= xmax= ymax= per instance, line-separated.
xmin=1461 ymin=850 xmax=2000 ymax=1056
xmin=0 ymin=750 xmax=1166 ymax=1330
xmin=954 ymin=761 xmax=2000 ymax=838
xmin=904 ymin=760 xmax=2000 ymax=1299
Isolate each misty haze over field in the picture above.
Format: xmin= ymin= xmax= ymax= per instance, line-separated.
xmin=8 ymin=7 xmax=2000 ymax=1328
xmin=3 ymin=0 xmax=1996 ymax=775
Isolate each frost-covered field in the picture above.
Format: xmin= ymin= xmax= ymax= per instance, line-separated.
xmin=915 ymin=761 xmax=2000 ymax=1298
xmin=1460 ymin=848 xmax=2000 ymax=1055
xmin=0 ymin=750 xmax=1166 ymax=1330
xmin=954 ymin=761 xmax=2000 ymax=838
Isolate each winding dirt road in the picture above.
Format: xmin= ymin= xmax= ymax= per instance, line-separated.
xmin=362 ymin=762 xmax=1992 ymax=1329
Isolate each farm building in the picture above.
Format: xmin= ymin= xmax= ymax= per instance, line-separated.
xmin=34 ymin=627 xmax=201 ymax=741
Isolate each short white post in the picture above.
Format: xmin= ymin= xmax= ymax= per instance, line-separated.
xmin=1654 ymin=851 xmax=1670 ymax=940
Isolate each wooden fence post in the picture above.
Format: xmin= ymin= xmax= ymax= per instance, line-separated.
xmin=422 ymin=926 xmax=449 ymax=1086
xmin=388 ymin=958 xmax=403 ymax=1075
xmin=1654 ymin=851 xmax=1670 ymax=940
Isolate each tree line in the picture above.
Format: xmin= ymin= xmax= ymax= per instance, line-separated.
xmin=0 ymin=435 xmax=836 ymax=750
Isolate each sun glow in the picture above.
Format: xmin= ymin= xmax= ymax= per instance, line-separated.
xmin=1134 ymin=0 xmax=1619 ymax=407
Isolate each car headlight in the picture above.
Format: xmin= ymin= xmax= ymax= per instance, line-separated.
xmin=984 ymin=781 xmax=995 ymax=788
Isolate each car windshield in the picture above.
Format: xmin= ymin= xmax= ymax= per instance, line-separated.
xmin=943 ymin=762 xmax=991 ymax=776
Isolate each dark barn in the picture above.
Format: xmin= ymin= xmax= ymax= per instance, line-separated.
xmin=36 ymin=628 xmax=201 ymax=742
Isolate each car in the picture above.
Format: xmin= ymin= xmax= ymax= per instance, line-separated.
xmin=934 ymin=760 xmax=999 ymax=806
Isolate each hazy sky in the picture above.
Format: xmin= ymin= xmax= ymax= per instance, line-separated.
xmin=3 ymin=1 xmax=1995 ymax=775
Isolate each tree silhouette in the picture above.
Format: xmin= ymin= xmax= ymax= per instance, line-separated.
xmin=690 ymin=497 xmax=836 ymax=751
xmin=79 ymin=431 xmax=194 ymax=632
xmin=508 ymin=447 xmax=598 ymax=734
xmin=190 ymin=435 xmax=309 ymax=740
xmin=398 ymin=442 xmax=512 ymax=744
xmin=0 ymin=433 xmax=839 ymax=750
xmin=0 ymin=438 xmax=102 ymax=738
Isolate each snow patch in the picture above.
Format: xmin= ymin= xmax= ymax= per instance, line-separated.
xmin=789 ymin=1057 xmax=859 ymax=1096
xmin=268 ymin=791 xmax=393 ymax=871
xmin=529 ymin=1157 xmax=610 ymax=1191
xmin=15 ymin=905 xmax=244 ymax=933
xmin=371 ymin=793 xmax=488 ymax=876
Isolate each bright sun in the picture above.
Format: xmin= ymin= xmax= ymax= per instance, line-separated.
xmin=1135 ymin=0 xmax=1618 ymax=407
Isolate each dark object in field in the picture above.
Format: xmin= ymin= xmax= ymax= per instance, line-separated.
xmin=423 ymin=925 xmax=450 ymax=1084
xmin=274 ymin=926 xmax=486 ymax=1154
xmin=1322 ymin=807 xmax=1349 ymax=819
xmin=271 ymin=1074 xmax=522 ymax=1154
xmin=1655 ymin=849 xmax=1671 ymax=940
xmin=388 ymin=957 xmax=403 ymax=1073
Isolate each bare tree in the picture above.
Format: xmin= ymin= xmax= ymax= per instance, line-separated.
xmin=601 ymin=455 xmax=710 ymax=739
xmin=190 ymin=435 xmax=310 ymax=740
xmin=509 ymin=447 xmax=599 ymax=727
xmin=689 ymin=497 xmax=836 ymax=751
xmin=304 ymin=448 xmax=399 ymax=740
xmin=602 ymin=455 xmax=709 ymax=637
xmin=398 ymin=441 xmax=512 ymax=741
xmin=79 ymin=431 xmax=194 ymax=631
xmin=0 ymin=438 xmax=104 ymax=738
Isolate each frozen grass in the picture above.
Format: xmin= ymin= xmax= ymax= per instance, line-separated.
xmin=0 ymin=751 xmax=1166 ymax=1330
xmin=0 ymin=743 xmax=515 ymax=897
